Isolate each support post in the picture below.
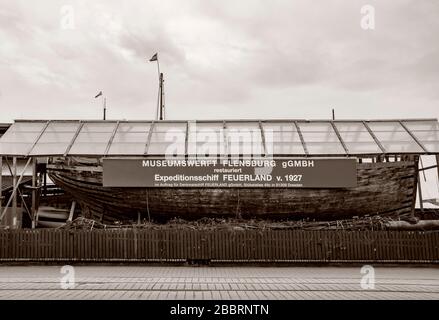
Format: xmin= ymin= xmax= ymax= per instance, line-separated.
xmin=31 ymin=158 xmax=37 ymax=229
xmin=410 ymin=155 xmax=420 ymax=218
xmin=12 ymin=157 xmax=17 ymax=220
xmin=43 ymin=168 xmax=47 ymax=197
xmin=67 ymin=201 xmax=76 ymax=223
xmin=0 ymin=158 xmax=32 ymax=222
xmin=437 ymin=155 xmax=439 ymax=188
xmin=0 ymin=156 xmax=2 ymax=218
xmin=418 ymin=171 xmax=424 ymax=212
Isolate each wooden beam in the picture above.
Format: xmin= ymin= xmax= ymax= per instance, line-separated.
xmin=68 ymin=201 xmax=76 ymax=222
xmin=418 ymin=171 xmax=424 ymax=212
xmin=411 ymin=156 xmax=420 ymax=218
xmin=43 ymin=168 xmax=47 ymax=198
xmin=418 ymin=156 xmax=425 ymax=211
xmin=46 ymin=163 xmax=103 ymax=173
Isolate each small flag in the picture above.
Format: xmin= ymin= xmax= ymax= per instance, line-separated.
xmin=94 ymin=91 xmax=102 ymax=98
xmin=149 ymin=53 xmax=158 ymax=62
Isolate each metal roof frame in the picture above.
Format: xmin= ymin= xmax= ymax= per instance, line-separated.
xmin=12 ymin=118 xmax=438 ymax=124
xmin=0 ymin=118 xmax=438 ymax=157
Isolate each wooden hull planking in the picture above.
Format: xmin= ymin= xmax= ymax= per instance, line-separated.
xmin=48 ymin=160 xmax=418 ymax=224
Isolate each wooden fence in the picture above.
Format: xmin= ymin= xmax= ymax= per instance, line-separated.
xmin=0 ymin=229 xmax=438 ymax=263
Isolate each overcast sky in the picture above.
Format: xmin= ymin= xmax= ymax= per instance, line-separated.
xmin=0 ymin=0 xmax=438 ymax=123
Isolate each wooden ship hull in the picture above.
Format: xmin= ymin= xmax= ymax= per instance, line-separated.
xmin=47 ymin=158 xmax=418 ymax=224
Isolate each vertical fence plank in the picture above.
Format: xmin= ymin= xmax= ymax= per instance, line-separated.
xmin=431 ymin=232 xmax=435 ymax=261
xmin=150 ymin=230 xmax=155 ymax=260
xmin=0 ymin=229 xmax=437 ymax=263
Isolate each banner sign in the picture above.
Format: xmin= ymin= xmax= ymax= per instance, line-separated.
xmin=103 ymin=158 xmax=357 ymax=188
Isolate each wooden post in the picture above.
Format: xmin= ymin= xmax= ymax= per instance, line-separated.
xmin=0 ymin=156 xmax=2 ymax=218
xmin=12 ymin=157 xmax=17 ymax=220
xmin=437 ymin=155 xmax=439 ymax=188
xmin=0 ymin=158 xmax=32 ymax=223
xmin=43 ymin=167 xmax=47 ymax=197
xmin=410 ymin=155 xmax=419 ymax=218
xmin=418 ymin=172 xmax=424 ymax=212
xmin=31 ymin=158 xmax=37 ymax=229
xmin=67 ymin=201 xmax=76 ymax=222
xmin=435 ymin=155 xmax=439 ymax=209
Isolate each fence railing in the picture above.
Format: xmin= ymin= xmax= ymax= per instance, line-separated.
xmin=0 ymin=229 xmax=438 ymax=263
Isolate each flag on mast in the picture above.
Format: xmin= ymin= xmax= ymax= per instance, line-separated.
xmin=149 ymin=53 xmax=158 ymax=61
xmin=94 ymin=91 xmax=103 ymax=98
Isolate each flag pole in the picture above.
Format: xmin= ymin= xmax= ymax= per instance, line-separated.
xmin=156 ymin=58 xmax=161 ymax=80
xmin=103 ymin=97 xmax=107 ymax=120
xmin=94 ymin=91 xmax=104 ymax=120
xmin=149 ymin=53 xmax=163 ymax=121
xmin=159 ymin=72 xmax=164 ymax=120
xmin=156 ymin=58 xmax=161 ymax=120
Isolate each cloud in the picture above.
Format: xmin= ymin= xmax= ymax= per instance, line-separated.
xmin=0 ymin=0 xmax=438 ymax=122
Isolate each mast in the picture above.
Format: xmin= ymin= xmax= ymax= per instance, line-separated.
xmin=159 ymin=73 xmax=165 ymax=120
xmin=149 ymin=53 xmax=165 ymax=120
xmin=103 ymin=97 xmax=107 ymax=120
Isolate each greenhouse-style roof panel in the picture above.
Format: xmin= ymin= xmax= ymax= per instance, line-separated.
xmin=0 ymin=119 xmax=437 ymax=157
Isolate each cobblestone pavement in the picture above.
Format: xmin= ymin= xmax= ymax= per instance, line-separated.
xmin=0 ymin=266 xmax=438 ymax=300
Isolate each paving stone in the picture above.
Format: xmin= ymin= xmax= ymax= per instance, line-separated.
xmin=0 ymin=266 xmax=438 ymax=300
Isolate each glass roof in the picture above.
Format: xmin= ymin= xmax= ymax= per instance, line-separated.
xmin=0 ymin=119 xmax=437 ymax=157
xmin=262 ymin=122 xmax=305 ymax=155
xmin=226 ymin=122 xmax=263 ymax=156
xmin=333 ymin=122 xmax=382 ymax=154
xmin=30 ymin=121 xmax=81 ymax=156
xmin=366 ymin=122 xmax=424 ymax=153
xmin=297 ymin=122 xmax=346 ymax=155
xmin=107 ymin=122 xmax=152 ymax=155
xmin=402 ymin=120 xmax=439 ymax=153
xmin=68 ymin=122 xmax=117 ymax=155
xmin=147 ymin=122 xmax=186 ymax=155
xmin=0 ymin=122 xmax=47 ymax=156
xmin=187 ymin=121 xmax=224 ymax=156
